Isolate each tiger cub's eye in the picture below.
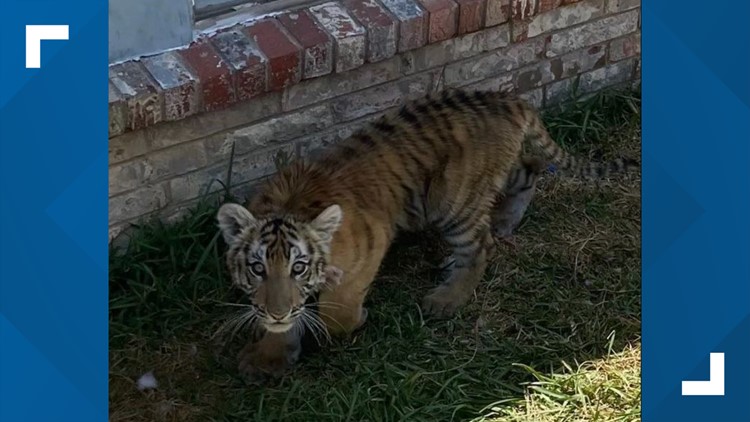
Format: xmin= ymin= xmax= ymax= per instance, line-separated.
xmin=291 ymin=262 xmax=308 ymax=276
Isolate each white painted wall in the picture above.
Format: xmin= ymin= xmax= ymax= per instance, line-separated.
xmin=109 ymin=0 xmax=195 ymax=63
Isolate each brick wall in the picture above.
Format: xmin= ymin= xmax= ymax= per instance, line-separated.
xmin=108 ymin=0 xmax=641 ymax=241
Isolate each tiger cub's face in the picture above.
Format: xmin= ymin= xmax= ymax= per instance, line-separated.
xmin=217 ymin=203 xmax=343 ymax=333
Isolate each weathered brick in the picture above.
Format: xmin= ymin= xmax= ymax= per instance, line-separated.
xmin=511 ymin=19 xmax=530 ymax=42
xmin=547 ymin=9 xmax=639 ymax=56
xmin=169 ymin=165 xmax=227 ymax=201
xmin=576 ymin=57 xmax=635 ymax=92
xmin=163 ymin=205 xmax=193 ymax=226
xmin=118 ymin=93 xmax=281 ymax=154
xmin=545 ymin=57 xmax=635 ymax=104
xmin=142 ymin=51 xmax=200 ymax=121
xmin=540 ymin=0 xmax=564 ymax=12
xmin=309 ymin=2 xmax=366 ymax=72
xmin=107 ymin=0 xmax=645 ymax=232
xmin=343 ymin=0 xmax=398 ymax=62
xmin=229 ymin=181 xmax=259 ymax=205
xmin=432 ymin=69 xmax=446 ymax=92
xmin=464 ymin=72 xmax=514 ymax=92
xmin=609 ymin=32 xmax=640 ymax=62
xmin=109 ymin=184 xmax=168 ymax=223
xmin=109 ymin=61 xmax=163 ymax=131
xmin=515 ymin=62 xmax=554 ymax=92
xmin=402 ymin=24 xmax=510 ymax=74
xmin=109 ymin=158 xmax=153 ymax=195
xmin=245 ymin=19 xmax=302 ymax=91
xmin=109 ymin=224 xmax=127 ymax=244
xmin=330 ymin=72 xmax=434 ymax=121
xmin=283 ymin=57 xmax=401 ymax=110
xmin=548 ymin=44 xmax=607 ymax=80
xmin=148 ymin=93 xmax=281 ymax=150
xmin=277 ymin=10 xmax=334 ymax=79
xmin=605 ymin=0 xmax=639 ymax=13
xmin=545 ymin=77 xmax=576 ymax=105
xmin=297 ymin=117 xmax=376 ymax=158
xmin=163 ymin=201 xmax=210 ymax=226
xmin=108 ymin=82 xmax=128 ymax=137
xmin=109 ymin=129 xmax=148 ymax=164
xmin=231 ymin=144 xmax=296 ymax=185
xmin=526 ymin=0 xmax=602 ymax=38
xmin=111 ymin=142 xmax=202 ymax=205
xmin=468 ymin=61 xmax=554 ymax=95
xmin=297 ymin=130 xmax=347 ymax=158
xmin=444 ymin=36 xmax=544 ymax=87
xmin=205 ymin=104 xmax=336 ymax=159
xmin=512 ymin=0 xmax=562 ymax=20
xmin=456 ymin=0 xmax=486 ymax=34
xmin=211 ymin=29 xmax=267 ymax=100
xmin=146 ymin=141 xmax=209 ymax=182
xmin=519 ymin=88 xmax=544 ymax=108
xmin=179 ymin=40 xmax=236 ymax=112
xmin=485 ymin=0 xmax=511 ymax=26
xmin=379 ymin=0 xmax=428 ymax=52
xmin=417 ymin=0 xmax=458 ymax=43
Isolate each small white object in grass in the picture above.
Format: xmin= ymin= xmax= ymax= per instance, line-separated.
xmin=136 ymin=371 xmax=158 ymax=391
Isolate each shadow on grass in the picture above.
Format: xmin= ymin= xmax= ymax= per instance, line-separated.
xmin=109 ymin=87 xmax=641 ymax=422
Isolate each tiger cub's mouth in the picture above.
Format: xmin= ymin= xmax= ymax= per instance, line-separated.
xmin=263 ymin=319 xmax=295 ymax=333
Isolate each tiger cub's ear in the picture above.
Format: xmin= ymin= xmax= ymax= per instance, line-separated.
xmin=217 ymin=203 xmax=257 ymax=245
xmin=311 ymin=204 xmax=343 ymax=242
xmin=322 ymin=265 xmax=344 ymax=290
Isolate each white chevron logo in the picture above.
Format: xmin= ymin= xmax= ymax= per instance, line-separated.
xmin=26 ymin=25 xmax=69 ymax=68
xmin=681 ymin=352 xmax=725 ymax=396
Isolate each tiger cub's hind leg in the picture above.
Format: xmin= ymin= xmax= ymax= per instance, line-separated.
xmin=491 ymin=156 xmax=545 ymax=240
xmin=422 ymin=216 xmax=494 ymax=318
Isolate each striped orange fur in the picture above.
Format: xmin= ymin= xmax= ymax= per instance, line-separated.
xmin=216 ymin=89 xmax=638 ymax=379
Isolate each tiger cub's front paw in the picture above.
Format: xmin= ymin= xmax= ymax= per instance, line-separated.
xmin=237 ymin=331 xmax=300 ymax=384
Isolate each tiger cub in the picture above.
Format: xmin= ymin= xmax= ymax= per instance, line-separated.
xmin=216 ymin=89 xmax=637 ymax=379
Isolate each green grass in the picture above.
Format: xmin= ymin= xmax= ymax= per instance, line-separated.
xmin=109 ymin=87 xmax=642 ymax=422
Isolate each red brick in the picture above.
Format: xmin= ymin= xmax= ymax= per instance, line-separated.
xmin=418 ymin=0 xmax=459 ymax=43
xmin=342 ymin=0 xmax=394 ymax=27
xmin=561 ymin=0 xmax=583 ymax=4
xmin=485 ymin=0 xmax=510 ymax=26
xmin=379 ymin=0 xmax=428 ymax=52
xmin=245 ymin=19 xmax=302 ymax=91
xmin=309 ymin=2 xmax=366 ymax=72
xmin=179 ymin=40 xmax=235 ymax=112
xmin=511 ymin=18 xmax=529 ymax=42
xmin=539 ymin=0 xmax=563 ymax=12
xmin=108 ymin=61 xmax=163 ymax=131
xmin=456 ymin=0 xmax=486 ymax=34
xmin=343 ymin=0 xmax=398 ymax=61
xmin=210 ymin=29 xmax=267 ymax=101
xmin=277 ymin=10 xmax=333 ymax=79
xmin=511 ymin=0 xmax=561 ymax=20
